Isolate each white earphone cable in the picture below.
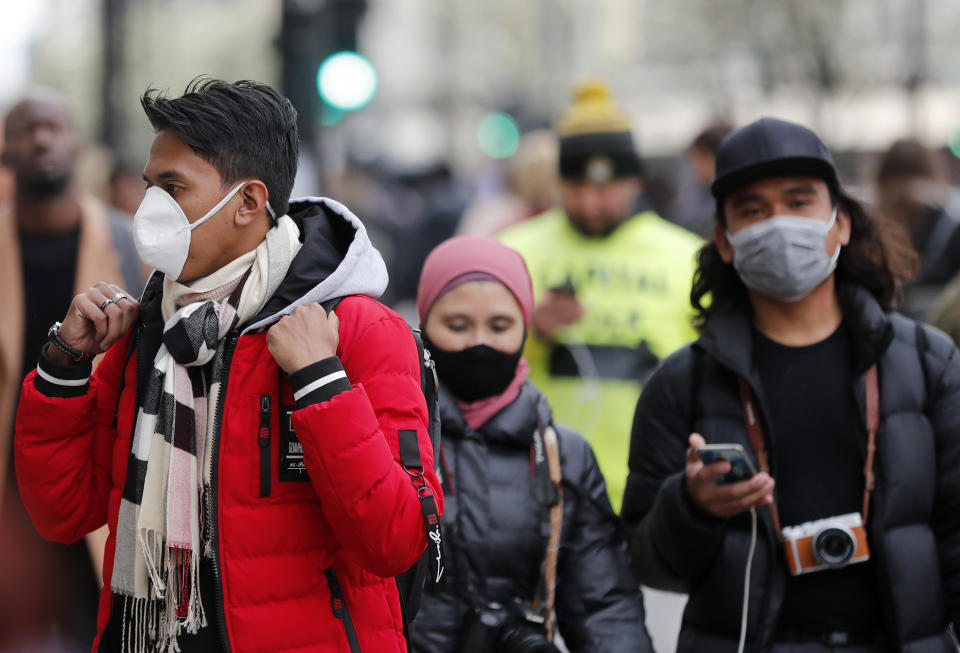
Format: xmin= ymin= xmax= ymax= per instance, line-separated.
xmin=738 ymin=507 xmax=758 ymax=653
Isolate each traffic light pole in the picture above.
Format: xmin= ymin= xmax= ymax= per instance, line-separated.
xmin=279 ymin=0 xmax=368 ymax=187
xmin=100 ymin=0 xmax=127 ymax=151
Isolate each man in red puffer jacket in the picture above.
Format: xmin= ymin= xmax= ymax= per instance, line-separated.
xmin=14 ymin=78 xmax=442 ymax=653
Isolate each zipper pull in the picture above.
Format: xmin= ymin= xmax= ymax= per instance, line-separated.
xmin=259 ymin=395 xmax=272 ymax=441
xmin=259 ymin=395 xmax=272 ymax=497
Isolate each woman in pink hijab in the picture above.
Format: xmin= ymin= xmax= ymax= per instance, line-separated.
xmin=411 ymin=236 xmax=653 ymax=653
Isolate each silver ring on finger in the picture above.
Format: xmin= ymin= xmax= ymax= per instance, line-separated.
xmin=99 ymin=298 xmax=115 ymax=311
xmin=110 ymin=292 xmax=128 ymax=304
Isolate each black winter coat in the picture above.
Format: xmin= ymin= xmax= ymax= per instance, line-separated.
xmin=409 ymin=381 xmax=654 ymax=653
xmin=622 ymin=285 xmax=960 ymax=652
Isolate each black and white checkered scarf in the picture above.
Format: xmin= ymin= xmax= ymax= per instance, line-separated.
xmin=111 ymin=216 xmax=301 ymax=652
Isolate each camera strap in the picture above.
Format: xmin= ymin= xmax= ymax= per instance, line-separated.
xmin=441 ymin=420 xmax=563 ymax=639
xmin=737 ymin=364 xmax=879 ymax=539
xmin=530 ymin=420 xmax=563 ymax=642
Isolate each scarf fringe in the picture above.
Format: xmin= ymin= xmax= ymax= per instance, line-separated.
xmin=117 ymin=543 xmax=207 ymax=653
xmin=139 ymin=528 xmax=166 ymax=598
xmin=119 ymin=596 xmax=156 ymax=653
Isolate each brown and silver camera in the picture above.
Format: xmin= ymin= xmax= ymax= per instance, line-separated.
xmin=781 ymin=512 xmax=870 ymax=576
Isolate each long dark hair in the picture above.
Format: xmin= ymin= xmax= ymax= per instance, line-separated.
xmin=691 ymin=187 xmax=918 ymax=331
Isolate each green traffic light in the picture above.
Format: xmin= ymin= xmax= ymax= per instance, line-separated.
xmin=950 ymin=128 xmax=960 ymax=160
xmin=317 ymin=51 xmax=378 ymax=112
xmin=478 ymin=112 xmax=521 ymax=159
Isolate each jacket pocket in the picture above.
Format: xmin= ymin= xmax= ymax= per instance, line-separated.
xmin=258 ymin=395 xmax=272 ymax=497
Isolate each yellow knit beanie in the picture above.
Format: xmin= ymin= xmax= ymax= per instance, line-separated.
xmin=555 ymin=81 xmax=632 ymax=138
xmin=555 ymin=81 xmax=641 ymax=181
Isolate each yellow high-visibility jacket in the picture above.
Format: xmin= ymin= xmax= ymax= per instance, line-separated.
xmin=500 ymin=209 xmax=702 ymax=509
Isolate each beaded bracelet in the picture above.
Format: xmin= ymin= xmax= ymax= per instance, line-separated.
xmin=47 ymin=321 xmax=94 ymax=364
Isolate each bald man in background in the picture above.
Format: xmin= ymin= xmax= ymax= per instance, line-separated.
xmin=0 ymin=89 xmax=143 ymax=652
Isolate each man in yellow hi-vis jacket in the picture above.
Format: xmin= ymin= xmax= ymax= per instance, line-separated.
xmin=501 ymin=81 xmax=702 ymax=510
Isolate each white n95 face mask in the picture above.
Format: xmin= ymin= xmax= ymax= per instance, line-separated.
xmin=726 ymin=206 xmax=841 ymax=302
xmin=133 ymin=182 xmax=246 ymax=279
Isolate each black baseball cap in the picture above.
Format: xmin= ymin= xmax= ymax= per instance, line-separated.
xmin=711 ymin=117 xmax=839 ymax=202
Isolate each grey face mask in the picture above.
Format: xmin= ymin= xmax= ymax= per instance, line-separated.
xmin=726 ymin=207 xmax=840 ymax=302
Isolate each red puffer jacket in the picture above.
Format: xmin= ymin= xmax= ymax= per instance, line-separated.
xmin=14 ymin=199 xmax=442 ymax=653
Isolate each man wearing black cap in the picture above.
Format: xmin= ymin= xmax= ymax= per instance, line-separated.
xmin=622 ymin=117 xmax=960 ymax=651
xmin=500 ymin=81 xmax=702 ymax=509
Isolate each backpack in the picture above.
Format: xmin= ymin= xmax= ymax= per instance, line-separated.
xmin=317 ymin=300 xmax=443 ymax=652
xmin=393 ymin=328 xmax=443 ymax=641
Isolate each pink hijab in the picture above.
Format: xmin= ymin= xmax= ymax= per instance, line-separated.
xmin=417 ymin=237 xmax=534 ymax=430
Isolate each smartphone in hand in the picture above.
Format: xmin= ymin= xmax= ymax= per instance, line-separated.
xmin=549 ymin=277 xmax=577 ymax=297
xmin=696 ymin=443 xmax=757 ymax=485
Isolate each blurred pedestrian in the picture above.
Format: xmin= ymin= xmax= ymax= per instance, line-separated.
xmin=0 ymin=129 xmax=12 ymax=207
xmin=500 ymin=81 xmax=702 ymax=509
xmin=875 ymin=138 xmax=960 ymax=318
xmin=667 ymin=119 xmax=734 ymax=239
xmin=457 ymin=129 xmax=561 ymax=237
xmin=622 ymin=118 xmax=958 ymax=652
xmin=14 ymin=78 xmax=441 ymax=653
xmin=0 ymin=88 xmax=143 ymax=653
xmin=386 ymin=163 xmax=468 ymax=307
xmin=928 ymin=276 xmax=960 ymax=345
xmin=108 ymin=157 xmax=147 ymax=217
xmin=410 ymin=236 xmax=654 ymax=653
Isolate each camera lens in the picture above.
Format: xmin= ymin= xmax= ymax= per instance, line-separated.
xmin=498 ymin=626 xmax=561 ymax=653
xmin=814 ymin=527 xmax=856 ymax=566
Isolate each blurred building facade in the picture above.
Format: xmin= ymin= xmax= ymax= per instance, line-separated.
xmin=5 ymin=0 xmax=960 ymax=189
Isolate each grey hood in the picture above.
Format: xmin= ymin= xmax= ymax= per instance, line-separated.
xmin=242 ymin=196 xmax=388 ymax=334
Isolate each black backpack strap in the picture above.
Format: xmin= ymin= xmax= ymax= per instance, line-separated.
xmin=325 ymin=568 xmax=362 ymax=653
xmin=396 ymin=427 xmax=444 ymax=653
xmin=397 ymin=428 xmax=444 ymax=584
xmin=411 ymin=328 xmax=442 ymax=465
xmin=398 ymin=428 xmax=424 ymax=469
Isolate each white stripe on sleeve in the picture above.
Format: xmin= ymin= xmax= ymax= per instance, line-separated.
xmin=292 ymin=370 xmax=348 ymax=401
xmin=36 ymin=365 xmax=90 ymax=387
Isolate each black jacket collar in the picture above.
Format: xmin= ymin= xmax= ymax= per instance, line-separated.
xmin=439 ymin=380 xmax=553 ymax=447
xmin=248 ymin=201 xmax=354 ymax=326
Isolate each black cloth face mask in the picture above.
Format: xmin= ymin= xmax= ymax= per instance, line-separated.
xmin=423 ymin=335 xmax=524 ymax=402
